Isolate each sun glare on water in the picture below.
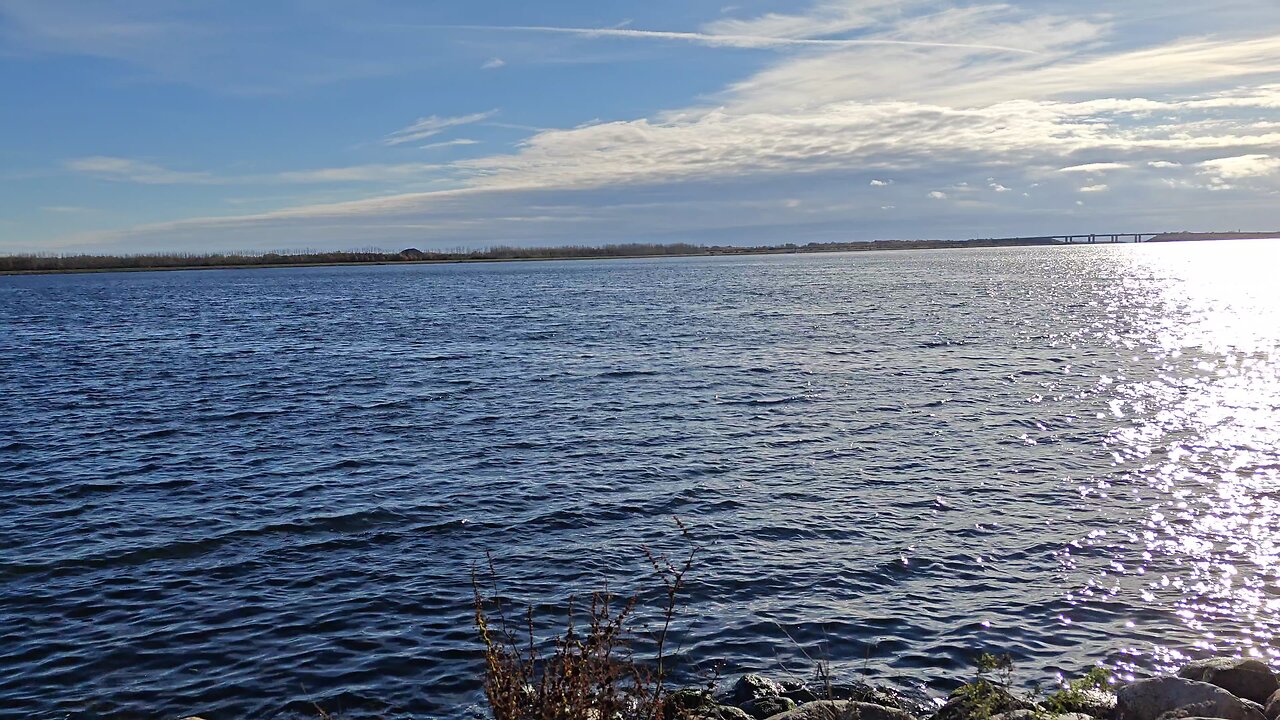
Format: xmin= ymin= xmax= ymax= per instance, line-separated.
xmin=1095 ymin=240 xmax=1280 ymax=675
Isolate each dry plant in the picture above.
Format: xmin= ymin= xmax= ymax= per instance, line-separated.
xmin=473 ymin=519 xmax=699 ymax=720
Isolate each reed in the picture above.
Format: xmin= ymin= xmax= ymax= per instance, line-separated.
xmin=472 ymin=521 xmax=699 ymax=720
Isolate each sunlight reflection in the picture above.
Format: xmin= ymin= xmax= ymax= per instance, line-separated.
xmin=1089 ymin=240 xmax=1280 ymax=674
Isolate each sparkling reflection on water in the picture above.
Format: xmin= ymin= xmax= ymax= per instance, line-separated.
xmin=1074 ymin=242 xmax=1280 ymax=678
xmin=1 ymin=241 xmax=1279 ymax=718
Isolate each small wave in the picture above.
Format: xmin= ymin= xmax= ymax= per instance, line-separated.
xmin=201 ymin=408 xmax=288 ymax=422
xmin=595 ymin=369 xmax=661 ymax=379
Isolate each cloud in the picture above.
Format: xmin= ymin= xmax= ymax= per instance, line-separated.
xmin=25 ymin=1 xmax=1280 ymax=253
xmin=1198 ymin=154 xmax=1280 ymax=180
xmin=435 ymin=24 xmax=1038 ymax=54
xmin=1148 ymin=160 xmax=1182 ymax=168
xmin=419 ymin=138 xmax=481 ymax=151
xmin=66 ymin=156 xmax=218 ymax=185
xmin=702 ymin=0 xmax=898 ymax=39
xmin=1059 ymin=162 xmax=1129 ymax=173
xmin=65 ymin=156 xmax=446 ymax=185
xmin=384 ymin=110 xmax=498 ymax=146
xmin=56 ymin=80 xmax=1280 ymax=249
xmin=482 ymin=57 xmax=506 ymax=69
xmin=270 ymin=163 xmax=445 ymax=183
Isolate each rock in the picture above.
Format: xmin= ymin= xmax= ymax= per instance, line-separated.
xmin=829 ymin=682 xmax=922 ymax=711
xmin=782 ymin=685 xmax=821 ymax=704
xmin=734 ymin=674 xmax=787 ymax=705
xmin=694 ymin=706 xmax=753 ymax=720
xmin=1266 ymin=690 xmax=1280 ymax=720
xmin=666 ymin=688 xmax=717 ymax=715
xmin=1156 ymin=705 xmax=1269 ymax=720
xmin=1116 ymin=676 xmax=1266 ymax=720
xmin=741 ymin=695 xmax=797 ymax=719
xmin=766 ymin=700 xmax=921 ymax=720
xmin=934 ymin=681 xmax=1038 ymax=720
xmin=992 ymin=714 xmax=1094 ymax=720
xmin=780 ymin=679 xmax=821 ymax=704
xmin=991 ymin=711 xmax=1038 ymax=720
xmin=1179 ymin=660 xmax=1280 ymax=705
xmin=1050 ymin=687 xmax=1119 ymax=719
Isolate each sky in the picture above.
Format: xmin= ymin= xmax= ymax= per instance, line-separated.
xmin=3 ymin=0 xmax=1280 ymax=254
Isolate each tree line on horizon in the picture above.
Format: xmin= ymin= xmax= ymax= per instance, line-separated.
xmin=0 ymin=243 xmax=710 ymax=273
xmin=0 ymin=236 xmax=1085 ymax=273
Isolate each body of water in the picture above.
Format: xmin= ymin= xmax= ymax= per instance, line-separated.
xmin=2 ymin=242 xmax=1279 ymax=718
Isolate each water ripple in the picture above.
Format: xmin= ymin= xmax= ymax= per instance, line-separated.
xmin=2 ymin=242 xmax=1279 ymax=718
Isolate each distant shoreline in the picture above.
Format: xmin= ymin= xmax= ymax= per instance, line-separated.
xmin=2 ymin=232 xmax=1276 ymax=276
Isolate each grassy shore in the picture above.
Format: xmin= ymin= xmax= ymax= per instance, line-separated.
xmin=0 ymin=238 xmax=1062 ymax=275
xmin=5 ymin=233 xmax=1276 ymax=276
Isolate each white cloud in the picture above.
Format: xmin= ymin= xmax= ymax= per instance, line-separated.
xmin=438 ymin=23 xmax=1037 ymax=54
xmin=1198 ymin=154 xmax=1280 ymax=180
xmin=66 ymin=156 xmax=218 ymax=185
xmin=271 ymin=163 xmax=445 ymax=183
xmin=482 ymin=57 xmax=506 ymax=69
xmin=65 ymin=156 xmax=445 ymax=185
xmin=1059 ymin=162 xmax=1129 ymax=173
xmin=29 ymin=1 xmax=1280 ymax=252
xmin=384 ymin=110 xmax=498 ymax=146
xmin=419 ymin=138 xmax=481 ymax=151
xmin=702 ymin=0 xmax=908 ymax=40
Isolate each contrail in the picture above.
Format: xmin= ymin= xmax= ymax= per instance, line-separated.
xmin=431 ymin=24 xmax=1040 ymax=55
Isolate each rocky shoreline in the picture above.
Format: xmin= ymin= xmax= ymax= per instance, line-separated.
xmin=173 ymin=656 xmax=1280 ymax=719
xmin=658 ymin=657 xmax=1280 ymax=720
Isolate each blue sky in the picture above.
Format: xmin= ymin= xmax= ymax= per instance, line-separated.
xmin=3 ymin=0 xmax=1280 ymax=253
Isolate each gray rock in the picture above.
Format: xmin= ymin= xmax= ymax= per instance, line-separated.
xmin=741 ymin=695 xmax=797 ymax=719
xmin=829 ymin=682 xmax=927 ymax=714
xmin=694 ymin=706 xmax=754 ymax=720
xmin=666 ymin=688 xmax=717 ymax=715
xmin=994 ymin=714 xmax=1095 ymax=720
xmin=991 ymin=711 xmax=1037 ymax=720
xmin=1116 ymin=677 xmax=1266 ymax=720
xmin=1179 ymin=660 xmax=1279 ymax=705
xmin=1266 ymin=690 xmax=1280 ymax=720
xmin=783 ymin=685 xmax=821 ymax=704
xmin=1156 ymin=706 xmax=1269 ymax=720
xmin=734 ymin=674 xmax=787 ymax=705
xmin=766 ymin=700 xmax=920 ymax=720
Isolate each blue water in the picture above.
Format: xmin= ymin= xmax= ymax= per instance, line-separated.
xmin=3 ymin=243 xmax=1279 ymax=719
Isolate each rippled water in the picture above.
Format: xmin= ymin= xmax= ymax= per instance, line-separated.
xmin=3 ymin=242 xmax=1279 ymax=719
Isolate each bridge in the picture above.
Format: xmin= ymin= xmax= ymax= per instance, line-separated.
xmin=973 ymin=233 xmax=1165 ymax=244
xmin=1055 ymin=233 xmax=1161 ymax=243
